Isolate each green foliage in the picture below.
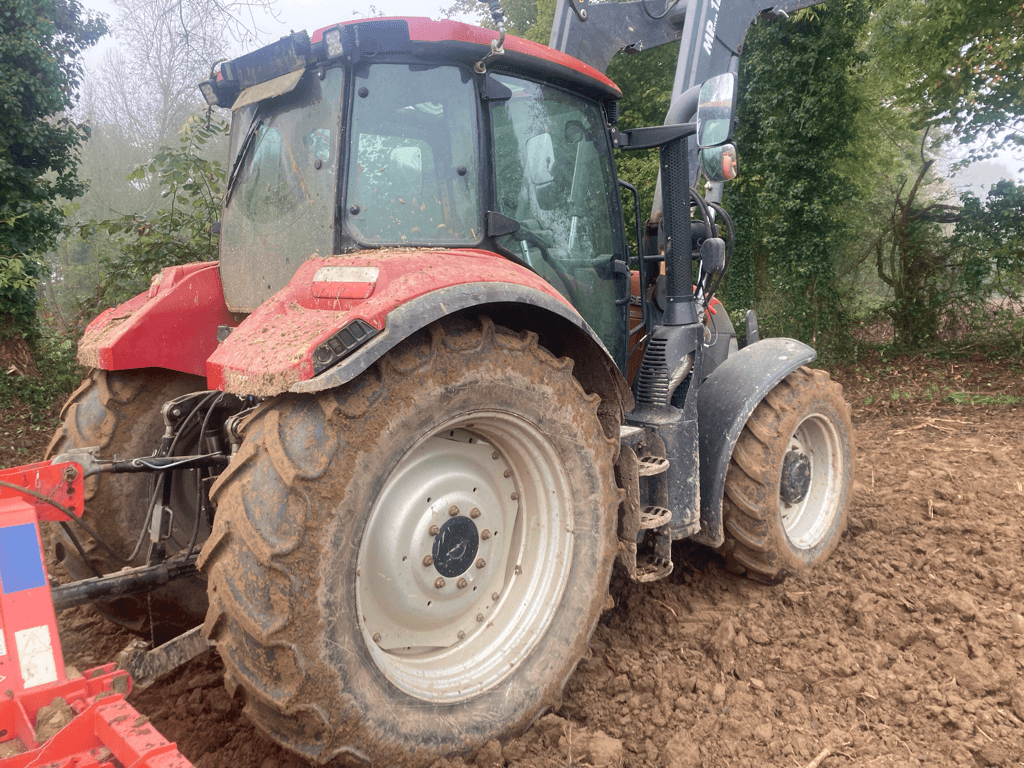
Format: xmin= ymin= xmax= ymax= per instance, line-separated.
xmin=952 ymin=180 xmax=1024 ymax=299
xmin=941 ymin=180 xmax=1024 ymax=346
xmin=81 ymin=115 xmax=227 ymax=309
xmin=0 ymin=324 xmax=82 ymax=418
xmin=608 ymin=44 xmax=676 ymax=241
xmin=0 ymin=0 xmax=106 ymax=341
xmin=871 ymin=0 xmax=1024 ymax=156
xmin=723 ymin=1 xmax=869 ymax=358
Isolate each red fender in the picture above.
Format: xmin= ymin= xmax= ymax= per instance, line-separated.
xmin=78 ymin=262 xmax=238 ymax=378
xmin=206 ymin=249 xmax=574 ymax=396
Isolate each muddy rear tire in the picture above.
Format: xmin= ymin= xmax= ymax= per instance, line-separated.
xmin=200 ymin=318 xmax=619 ymax=766
xmin=722 ymin=367 xmax=854 ymax=581
xmin=46 ymin=369 xmax=209 ymax=639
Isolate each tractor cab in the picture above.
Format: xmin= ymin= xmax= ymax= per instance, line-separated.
xmin=203 ymin=18 xmax=629 ymax=367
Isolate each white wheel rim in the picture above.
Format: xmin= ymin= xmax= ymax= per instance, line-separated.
xmin=356 ymin=412 xmax=573 ymax=703
xmin=780 ymin=413 xmax=843 ymax=549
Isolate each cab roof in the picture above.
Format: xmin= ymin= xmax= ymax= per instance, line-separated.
xmin=311 ymin=17 xmax=622 ymax=100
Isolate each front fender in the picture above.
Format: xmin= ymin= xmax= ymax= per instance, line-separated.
xmin=694 ymin=338 xmax=816 ymax=548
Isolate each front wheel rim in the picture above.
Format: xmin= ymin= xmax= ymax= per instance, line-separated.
xmin=779 ymin=412 xmax=844 ymax=549
xmin=356 ymin=411 xmax=574 ymax=703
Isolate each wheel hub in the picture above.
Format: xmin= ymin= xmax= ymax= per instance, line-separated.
xmin=432 ymin=516 xmax=480 ymax=577
xmin=780 ymin=449 xmax=811 ymax=505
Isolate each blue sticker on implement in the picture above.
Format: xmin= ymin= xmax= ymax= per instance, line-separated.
xmin=0 ymin=524 xmax=46 ymax=594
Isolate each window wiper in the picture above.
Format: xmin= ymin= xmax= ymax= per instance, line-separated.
xmin=225 ymin=106 xmax=264 ymax=206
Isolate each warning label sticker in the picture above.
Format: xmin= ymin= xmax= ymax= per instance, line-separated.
xmin=15 ymin=625 xmax=57 ymax=688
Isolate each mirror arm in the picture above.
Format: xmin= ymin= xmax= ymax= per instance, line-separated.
xmin=612 ymin=123 xmax=695 ymax=151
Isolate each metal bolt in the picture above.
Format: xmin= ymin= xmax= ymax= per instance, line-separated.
xmin=503 ymin=469 xmax=512 ymax=478
xmin=476 ymin=558 xmax=486 ymax=569
xmin=457 ymin=630 xmax=466 ymax=640
xmin=449 ymin=505 xmax=460 ymax=517
xmin=491 ymin=451 xmax=499 ymax=460
xmin=476 ymin=614 xmax=484 ymax=622
xmin=349 ymin=204 xmax=361 ymax=215
xmin=470 ymin=508 xmax=481 ymax=519
xmin=580 ymin=8 xmax=588 ymax=20
xmin=492 ymin=592 xmax=500 ymax=601
xmin=373 ymin=633 xmax=382 ymax=644
xmin=457 ymin=578 xmax=468 ymax=589
xmin=422 ymin=555 xmax=434 ymax=567
xmin=481 ymin=529 xmax=491 ymax=540
xmin=429 ymin=525 xmax=440 ymax=536
xmin=434 ymin=577 xmax=446 ymax=589
xmin=171 ymin=408 xmax=181 ymax=418
xmin=62 ymin=466 xmax=78 ymax=482
xmin=511 ymin=492 xmax=518 ymax=500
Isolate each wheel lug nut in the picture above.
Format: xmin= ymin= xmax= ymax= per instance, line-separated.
xmin=503 ymin=469 xmax=512 ymax=478
xmin=511 ymin=492 xmax=518 ymax=500
xmin=470 ymin=508 xmax=481 ymax=519
xmin=476 ymin=558 xmax=486 ymax=569
xmin=429 ymin=525 xmax=440 ymax=536
xmin=457 ymin=578 xmax=468 ymax=589
xmin=492 ymin=592 xmax=500 ymax=601
xmin=422 ymin=555 xmax=433 ymax=567
xmin=434 ymin=577 xmax=446 ymax=589
xmin=491 ymin=451 xmax=499 ymax=460
xmin=481 ymin=529 xmax=491 ymax=540
xmin=457 ymin=630 xmax=466 ymax=640
xmin=449 ymin=505 xmax=460 ymax=516
xmin=373 ymin=633 xmax=382 ymax=644
xmin=476 ymin=614 xmax=484 ymax=622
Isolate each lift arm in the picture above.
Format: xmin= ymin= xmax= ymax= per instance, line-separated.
xmin=550 ymin=0 xmax=824 ymax=206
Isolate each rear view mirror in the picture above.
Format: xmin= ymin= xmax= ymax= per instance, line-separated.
xmin=696 ymin=73 xmax=737 ymax=148
xmin=698 ymin=144 xmax=738 ymax=182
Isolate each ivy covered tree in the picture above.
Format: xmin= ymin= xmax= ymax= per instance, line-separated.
xmin=724 ymin=1 xmax=869 ymax=355
xmin=0 ymin=0 xmax=106 ymax=347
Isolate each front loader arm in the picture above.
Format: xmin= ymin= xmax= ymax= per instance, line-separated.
xmin=551 ymin=0 xmax=825 ymax=86
xmin=550 ymin=0 xmax=824 ymax=188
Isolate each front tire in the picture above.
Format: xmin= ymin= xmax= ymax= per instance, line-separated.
xmin=200 ymin=318 xmax=619 ymax=766
xmin=721 ymin=367 xmax=854 ymax=581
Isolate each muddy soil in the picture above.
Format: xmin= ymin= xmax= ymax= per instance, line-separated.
xmin=10 ymin=355 xmax=1024 ymax=768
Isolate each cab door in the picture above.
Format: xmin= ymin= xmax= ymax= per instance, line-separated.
xmin=488 ymin=75 xmax=628 ymax=369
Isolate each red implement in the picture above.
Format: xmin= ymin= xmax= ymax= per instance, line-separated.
xmin=0 ymin=462 xmax=193 ymax=768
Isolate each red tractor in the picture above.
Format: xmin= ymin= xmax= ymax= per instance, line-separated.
xmin=48 ymin=0 xmax=852 ymax=764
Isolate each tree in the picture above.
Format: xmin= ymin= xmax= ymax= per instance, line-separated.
xmin=871 ymin=0 xmax=1024 ymax=158
xmin=0 ymin=0 xmax=105 ymax=344
xmin=80 ymin=114 xmax=227 ymax=310
xmin=47 ymin=0 xmax=265 ymax=327
xmin=865 ymin=142 xmax=960 ymax=348
xmin=723 ymin=1 xmax=869 ymax=355
xmin=91 ymin=0 xmax=229 ymax=152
